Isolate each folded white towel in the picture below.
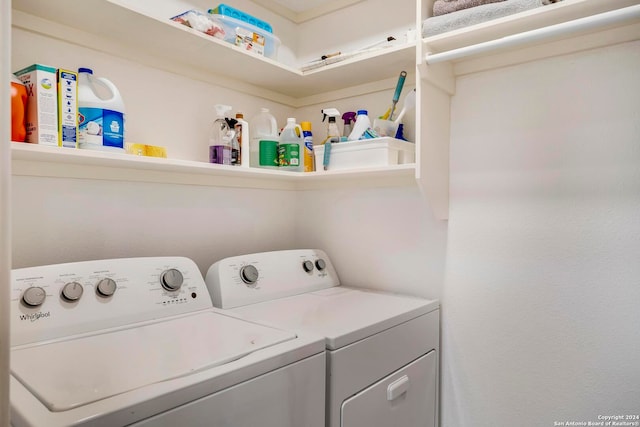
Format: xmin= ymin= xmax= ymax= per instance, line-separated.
xmin=423 ymin=0 xmax=545 ymax=37
xmin=434 ymin=0 xmax=507 ymax=17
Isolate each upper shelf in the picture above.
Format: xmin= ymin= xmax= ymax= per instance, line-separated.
xmin=11 ymin=0 xmax=416 ymax=103
xmin=422 ymin=0 xmax=640 ymax=54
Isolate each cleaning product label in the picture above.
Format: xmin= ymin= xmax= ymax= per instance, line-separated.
xmin=78 ymin=107 xmax=124 ymax=148
xmin=259 ymin=140 xmax=279 ymax=167
xmin=210 ymin=145 xmax=231 ymax=164
xmin=303 ymin=130 xmax=314 ymax=172
xmin=57 ymin=69 xmax=77 ymax=148
xmin=278 ymin=143 xmax=300 ymax=167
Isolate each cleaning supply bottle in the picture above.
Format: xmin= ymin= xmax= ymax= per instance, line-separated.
xmin=250 ymin=107 xmax=279 ymax=169
xmin=234 ymin=112 xmax=250 ymax=168
xmin=209 ymin=104 xmax=234 ymax=165
xmin=11 ymin=74 xmax=27 ymax=142
xmin=341 ymin=111 xmax=356 ymax=141
xmin=347 ymin=109 xmax=371 ymax=141
xmin=77 ymin=67 xmax=125 ymax=151
xmin=321 ymin=108 xmax=341 ymax=145
xmin=300 ymin=121 xmax=314 ymax=172
xmin=226 ymin=116 xmax=239 ymax=165
xmin=278 ymin=118 xmax=303 ymax=172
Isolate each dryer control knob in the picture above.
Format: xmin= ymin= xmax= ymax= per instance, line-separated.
xmin=22 ymin=286 xmax=46 ymax=307
xmin=302 ymin=260 xmax=314 ymax=273
xmin=315 ymin=259 xmax=327 ymax=271
xmin=240 ymin=265 xmax=259 ymax=286
xmin=61 ymin=281 xmax=84 ymax=302
xmin=161 ymin=268 xmax=184 ymax=291
xmin=96 ymin=278 xmax=117 ymax=297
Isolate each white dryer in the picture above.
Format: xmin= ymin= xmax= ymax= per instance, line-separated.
xmin=9 ymin=256 xmax=326 ymax=427
xmin=205 ymin=249 xmax=440 ymax=427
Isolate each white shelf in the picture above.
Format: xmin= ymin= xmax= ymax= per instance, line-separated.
xmin=10 ymin=143 xmax=417 ymax=191
xmin=422 ymin=0 xmax=640 ymax=55
xmin=11 ymin=0 xmax=416 ymax=104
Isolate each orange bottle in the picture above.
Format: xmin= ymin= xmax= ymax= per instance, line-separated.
xmin=11 ymin=75 xmax=28 ymax=142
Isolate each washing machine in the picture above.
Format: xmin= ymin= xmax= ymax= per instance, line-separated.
xmin=9 ymin=256 xmax=326 ymax=427
xmin=205 ymin=249 xmax=440 ymax=427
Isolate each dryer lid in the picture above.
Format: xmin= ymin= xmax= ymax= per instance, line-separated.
xmin=11 ymin=311 xmax=295 ymax=412
xmin=232 ymin=287 xmax=439 ymax=350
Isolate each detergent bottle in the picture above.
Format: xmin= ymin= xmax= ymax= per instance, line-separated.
xmin=250 ymin=108 xmax=279 ymax=169
xmin=11 ymin=74 xmax=27 ymax=142
xmin=278 ymin=118 xmax=303 ymax=172
xmin=348 ymin=109 xmax=371 ymax=141
xmin=209 ymin=104 xmax=234 ymax=165
xmin=77 ymin=68 xmax=125 ymax=151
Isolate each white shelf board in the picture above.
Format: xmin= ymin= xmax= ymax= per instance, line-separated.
xmin=422 ymin=0 xmax=640 ymax=56
xmin=12 ymin=0 xmax=416 ymax=101
xmin=11 ymin=143 xmax=417 ymax=191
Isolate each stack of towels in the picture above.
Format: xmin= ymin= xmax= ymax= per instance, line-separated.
xmin=424 ymin=0 xmax=563 ymax=37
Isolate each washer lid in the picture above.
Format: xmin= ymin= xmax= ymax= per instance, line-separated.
xmin=231 ymin=287 xmax=439 ymax=350
xmin=11 ymin=311 xmax=295 ymax=412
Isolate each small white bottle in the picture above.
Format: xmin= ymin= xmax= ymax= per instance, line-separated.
xmin=347 ymin=109 xmax=371 ymax=141
xmin=209 ymin=104 xmax=234 ymax=165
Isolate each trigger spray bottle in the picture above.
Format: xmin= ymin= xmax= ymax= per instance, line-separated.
xmin=321 ymin=108 xmax=341 ymax=171
xmin=209 ymin=104 xmax=234 ymax=165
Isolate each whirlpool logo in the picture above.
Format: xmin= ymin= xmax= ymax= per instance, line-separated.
xmin=19 ymin=311 xmax=51 ymax=322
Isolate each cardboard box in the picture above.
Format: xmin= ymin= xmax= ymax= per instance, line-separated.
xmin=314 ymin=137 xmax=415 ymax=171
xmin=57 ymin=69 xmax=78 ymax=148
xmin=15 ymin=64 xmax=59 ymax=145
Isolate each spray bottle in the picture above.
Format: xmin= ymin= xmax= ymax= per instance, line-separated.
xmin=209 ymin=104 xmax=234 ymax=165
xmin=341 ymin=111 xmax=356 ymax=141
xmin=321 ymin=108 xmax=341 ymax=145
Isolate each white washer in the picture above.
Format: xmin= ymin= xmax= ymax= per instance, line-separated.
xmin=205 ymin=249 xmax=440 ymax=427
xmin=9 ymin=256 xmax=326 ymax=427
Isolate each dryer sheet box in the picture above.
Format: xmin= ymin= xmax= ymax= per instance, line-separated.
xmin=15 ymin=64 xmax=59 ymax=145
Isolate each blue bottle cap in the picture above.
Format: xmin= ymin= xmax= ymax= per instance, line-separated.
xmin=357 ymin=110 xmax=368 ymax=115
xmin=78 ymin=67 xmax=93 ymax=74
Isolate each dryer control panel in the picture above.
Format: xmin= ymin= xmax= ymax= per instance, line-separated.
xmin=10 ymin=257 xmax=212 ymax=346
xmin=205 ymin=249 xmax=340 ymax=309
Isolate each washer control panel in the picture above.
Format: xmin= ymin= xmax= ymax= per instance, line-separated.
xmin=11 ymin=257 xmax=212 ymax=346
xmin=205 ymin=249 xmax=340 ymax=309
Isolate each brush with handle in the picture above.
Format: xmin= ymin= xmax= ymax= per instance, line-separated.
xmin=388 ymin=71 xmax=407 ymax=121
xmin=394 ymin=89 xmax=416 ymax=124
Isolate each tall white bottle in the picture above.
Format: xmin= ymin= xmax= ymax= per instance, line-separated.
xmin=347 ymin=109 xmax=371 ymax=141
xmin=250 ymin=108 xmax=279 ymax=169
xmin=77 ymin=67 xmax=125 ymax=151
xmin=234 ymin=112 xmax=250 ymax=168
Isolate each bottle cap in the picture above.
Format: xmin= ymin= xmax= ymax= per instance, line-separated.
xmin=78 ymin=67 xmax=93 ymax=74
xmin=357 ymin=109 xmax=368 ymax=115
xmin=301 ymin=121 xmax=312 ymax=131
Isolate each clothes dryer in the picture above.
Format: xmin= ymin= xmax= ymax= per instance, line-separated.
xmin=206 ymin=249 xmax=440 ymax=427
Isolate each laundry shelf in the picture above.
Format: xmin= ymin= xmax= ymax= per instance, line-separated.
xmin=11 ymin=0 xmax=416 ymax=104
xmin=420 ymin=0 xmax=640 ymax=79
xmin=10 ymin=144 xmax=417 ymax=191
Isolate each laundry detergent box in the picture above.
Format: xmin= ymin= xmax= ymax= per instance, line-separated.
xmin=57 ymin=69 xmax=78 ymax=148
xmin=15 ymin=64 xmax=59 ymax=145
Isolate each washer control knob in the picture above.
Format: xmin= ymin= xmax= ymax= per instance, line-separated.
xmin=240 ymin=265 xmax=259 ymax=285
xmin=315 ymin=259 xmax=327 ymax=271
xmin=302 ymin=260 xmax=314 ymax=273
xmin=22 ymin=287 xmax=47 ymax=307
xmin=160 ymin=268 xmax=184 ymax=291
xmin=61 ymin=282 xmax=84 ymax=302
xmin=96 ymin=278 xmax=117 ymax=297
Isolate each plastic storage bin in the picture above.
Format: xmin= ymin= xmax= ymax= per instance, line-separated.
xmin=212 ymin=14 xmax=280 ymax=59
xmin=314 ymin=137 xmax=415 ymax=171
xmin=209 ymin=4 xmax=273 ymax=33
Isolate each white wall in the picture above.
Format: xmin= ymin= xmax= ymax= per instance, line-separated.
xmin=442 ymin=41 xmax=640 ymax=426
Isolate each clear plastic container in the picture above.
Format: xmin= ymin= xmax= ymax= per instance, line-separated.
xmin=211 ymin=14 xmax=281 ymax=59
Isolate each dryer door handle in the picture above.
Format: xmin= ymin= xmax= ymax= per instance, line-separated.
xmin=387 ymin=375 xmax=410 ymax=401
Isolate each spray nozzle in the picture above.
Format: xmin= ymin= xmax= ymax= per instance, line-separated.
xmin=321 ymin=108 xmax=341 ymax=122
xmin=215 ymin=104 xmax=233 ymax=117
xmin=342 ymin=111 xmax=356 ymax=125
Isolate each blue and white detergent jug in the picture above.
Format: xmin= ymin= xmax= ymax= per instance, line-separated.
xmin=77 ymin=68 xmax=125 ymax=151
